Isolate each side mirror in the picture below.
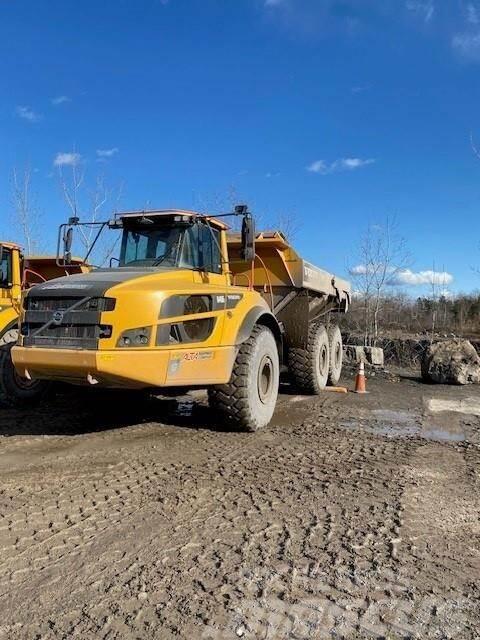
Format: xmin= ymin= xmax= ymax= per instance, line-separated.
xmin=63 ymin=227 xmax=73 ymax=265
xmin=241 ymin=213 xmax=255 ymax=263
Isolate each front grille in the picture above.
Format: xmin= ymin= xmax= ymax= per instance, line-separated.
xmin=22 ymin=324 xmax=109 ymax=350
xmin=22 ymin=296 xmax=115 ymax=349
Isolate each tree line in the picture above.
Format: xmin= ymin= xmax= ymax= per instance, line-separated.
xmin=341 ymin=291 xmax=480 ymax=341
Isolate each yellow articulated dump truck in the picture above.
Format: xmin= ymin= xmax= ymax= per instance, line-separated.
xmin=12 ymin=206 xmax=350 ymax=430
xmin=0 ymin=242 xmax=87 ymax=405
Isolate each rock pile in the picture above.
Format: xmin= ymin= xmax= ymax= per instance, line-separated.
xmin=421 ymin=339 xmax=480 ymax=385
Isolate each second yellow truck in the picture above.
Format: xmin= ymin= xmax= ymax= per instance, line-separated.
xmin=12 ymin=206 xmax=350 ymax=430
xmin=0 ymin=242 xmax=86 ymax=405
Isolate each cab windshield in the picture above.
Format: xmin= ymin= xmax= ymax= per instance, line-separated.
xmin=118 ymin=222 xmax=222 ymax=273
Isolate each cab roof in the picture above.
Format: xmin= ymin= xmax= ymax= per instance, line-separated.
xmin=115 ymin=209 xmax=229 ymax=231
xmin=1 ymin=241 xmax=21 ymax=250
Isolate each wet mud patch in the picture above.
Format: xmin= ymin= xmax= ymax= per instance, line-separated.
xmin=341 ymin=407 xmax=467 ymax=443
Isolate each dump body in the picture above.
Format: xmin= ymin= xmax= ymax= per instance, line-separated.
xmin=23 ymin=256 xmax=89 ymax=287
xmin=227 ymin=231 xmax=350 ymax=348
xmin=227 ymin=231 xmax=350 ymax=306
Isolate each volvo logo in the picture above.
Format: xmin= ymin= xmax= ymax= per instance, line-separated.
xmin=52 ymin=310 xmax=65 ymax=325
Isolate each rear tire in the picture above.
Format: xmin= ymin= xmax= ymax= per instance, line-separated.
xmin=288 ymin=323 xmax=329 ymax=394
xmin=208 ymin=325 xmax=279 ymax=432
xmin=327 ymin=324 xmax=343 ymax=386
xmin=0 ymin=330 xmax=50 ymax=408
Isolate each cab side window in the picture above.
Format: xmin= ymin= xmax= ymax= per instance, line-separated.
xmin=0 ymin=249 xmax=12 ymax=288
xmin=199 ymin=226 xmax=222 ymax=274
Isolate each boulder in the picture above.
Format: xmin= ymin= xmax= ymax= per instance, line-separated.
xmin=421 ymin=339 xmax=480 ymax=385
xmin=343 ymin=345 xmax=385 ymax=367
xmin=364 ymin=346 xmax=384 ymax=367
xmin=344 ymin=345 xmax=366 ymax=363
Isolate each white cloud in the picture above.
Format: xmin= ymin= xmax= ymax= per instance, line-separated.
xmin=349 ymin=264 xmax=370 ymax=275
xmin=389 ymin=269 xmax=454 ymax=286
xmin=467 ymin=3 xmax=479 ymax=24
xmin=15 ymin=106 xmax=41 ymax=123
xmin=51 ymin=95 xmax=71 ymax=106
xmin=341 ymin=158 xmax=374 ymax=169
xmin=53 ymin=152 xmax=82 ymax=167
xmin=307 ymin=157 xmax=375 ymax=175
xmin=307 ymin=160 xmax=328 ymax=174
xmin=351 ymin=85 xmax=371 ymax=94
xmin=349 ymin=265 xmax=454 ymax=288
xmin=406 ymin=0 xmax=435 ymax=23
xmin=96 ymin=147 xmax=119 ymax=158
xmin=452 ymin=30 xmax=480 ymax=59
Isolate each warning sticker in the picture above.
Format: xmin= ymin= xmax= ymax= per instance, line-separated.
xmin=183 ymin=351 xmax=214 ymax=361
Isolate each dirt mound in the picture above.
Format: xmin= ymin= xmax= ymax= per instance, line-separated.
xmin=422 ymin=339 xmax=480 ymax=385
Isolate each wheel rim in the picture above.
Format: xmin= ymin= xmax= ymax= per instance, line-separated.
xmin=258 ymin=355 xmax=274 ymax=404
xmin=319 ymin=344 xmax=328 ymax=375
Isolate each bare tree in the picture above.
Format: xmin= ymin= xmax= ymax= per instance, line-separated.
xmin=426 ymin=262 xmax=450 ymax=339
xmin=194 ymin=185 xmax=248 ymax=230
xmin=350 ymin=217 xmax=410 ymax=345
xmin=193 ymin=187 xmax=301 ymax=241
xmin=57 ymin=156 xmax=123 ymax=265
xmin=10 ymin=164 xmax=41 ymax=254
xmin=272 ymin=210 xmax=301 ymax=242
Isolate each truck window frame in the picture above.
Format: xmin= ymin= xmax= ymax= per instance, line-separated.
xmin=118 ymin=220 xmax=223 ymax=274
xmin=0 ymin=247 xmax=12 ymax=289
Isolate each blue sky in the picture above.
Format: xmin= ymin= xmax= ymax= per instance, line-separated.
xmin=1 ymin=0 xmax=480 ymax=294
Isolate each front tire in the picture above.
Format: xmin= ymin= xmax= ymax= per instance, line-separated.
xmin=327 ymin=324 xmax=343 ymax=386
xmin=208 ymin=325 xmax=279 ymax=432
xmin=288 ymin=323 xmax=330 ymax=394
xmin=0 ymin=330 xmax=50 ymax=407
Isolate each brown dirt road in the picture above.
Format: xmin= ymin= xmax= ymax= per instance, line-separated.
xmin=0 ymin=375 xmax=479 ymax=639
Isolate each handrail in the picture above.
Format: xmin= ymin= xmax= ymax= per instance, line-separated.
xmin=254 ymin=254 xmax=274 ymax=311
xmin=232 ymin=272 xmax=251 ymax=288
xmin=22 ymin=268 xmax=47 ymax=288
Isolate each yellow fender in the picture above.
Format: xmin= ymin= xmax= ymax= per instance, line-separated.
xmin=0 ymin=307 xmax=19 ymax=339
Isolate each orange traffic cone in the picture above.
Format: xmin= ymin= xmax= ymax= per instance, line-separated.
xmin=354 ymin=361 xmax=368 ymax=394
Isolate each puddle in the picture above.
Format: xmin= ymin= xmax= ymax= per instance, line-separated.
xmin=341 ymin=408 xmax=464 ymax=442
xmin=421 ymin=426 xmax=464 ymax=442
xmin=425 ymin=397 xmax=480 ymax=417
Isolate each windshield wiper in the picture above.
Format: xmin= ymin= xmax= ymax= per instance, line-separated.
xmin=152 ymin=239 xmax=181 ymax=266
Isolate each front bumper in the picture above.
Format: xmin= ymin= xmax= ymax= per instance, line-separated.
xmin=11 ymin=345 xmax=236 ymax=389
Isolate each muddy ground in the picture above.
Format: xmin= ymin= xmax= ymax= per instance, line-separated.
xmin=0 ymin=373 xmax=479 ymax=639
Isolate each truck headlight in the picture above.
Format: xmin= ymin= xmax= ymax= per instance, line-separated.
xmin=117 ymin=326 xmax=152 ymax=347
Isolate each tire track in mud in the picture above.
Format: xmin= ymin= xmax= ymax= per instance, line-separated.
xmin=0 ymin=458 xmax=178 ymax=593
xmin=1 ymin=385 xmax=480 ymax=639
xmin=392 ymin=441 xmax=480 ymax=636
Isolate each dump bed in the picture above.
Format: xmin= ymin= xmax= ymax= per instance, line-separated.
xmin=226 ymin=231 xmax=351 ymax=308
xmin=22 ymin=256 xmax=88 ymax=287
